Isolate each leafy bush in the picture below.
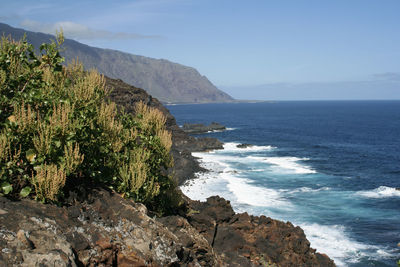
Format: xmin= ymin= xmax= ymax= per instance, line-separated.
xmin=0 ymin=33 xmax=179 ymax=214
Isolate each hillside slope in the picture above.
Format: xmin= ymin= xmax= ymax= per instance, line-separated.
xmin=0 ymin=22 xmax=234 ymax=103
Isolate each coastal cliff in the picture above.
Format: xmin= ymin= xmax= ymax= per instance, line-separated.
xmin=0 ymin=33 xmax=334 ymax=265
xmin=0 ymin=76 xmax=334 ymax=266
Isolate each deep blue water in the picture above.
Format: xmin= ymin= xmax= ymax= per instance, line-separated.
xmin=168 ymin=101 xmax=400 ymax=267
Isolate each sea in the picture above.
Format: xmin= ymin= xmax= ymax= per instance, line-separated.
xmin=167 ymin=101 xmax=400 ymax=267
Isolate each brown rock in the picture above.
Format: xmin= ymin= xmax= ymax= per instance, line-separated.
xmin=16 ymin=230 xmax=34 ymax=250
xmin=96 ymin=238 xmax=112 ymax=250
xmin=186 ymin=196 xmax=335 ymax=267
xmin=118 ymin=253 xmax=148 ymax=267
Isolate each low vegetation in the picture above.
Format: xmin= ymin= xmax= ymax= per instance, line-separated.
xmin=0 ymin=32 xmax=180 ymax=214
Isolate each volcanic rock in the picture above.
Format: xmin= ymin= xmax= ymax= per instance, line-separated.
xmin=182 ymin=122 xmax=226 ymax=134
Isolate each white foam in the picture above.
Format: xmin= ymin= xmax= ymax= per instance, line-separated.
xmin=223 ymin=142 xmax=276 ymax=152
xmin=183 ymin=146 xmax=395 ymax=266
xmin=180 ymin=171 xmax=228 ymax=202
xmin=285 ymin=186 xmax=331 ymax=194
xmin=181 ymin=158 xmax=291 ymax=209
xmin=225 ymin=175 xmax=292 ymax=208
xmin=300 ymin=223 xmax=389 ymax=267
xmin=263 ymin=156 xmax=316 ymax=174
xmin=193 ymin=152 xmax=255 ymax=167
xmin=245 ymin=156 xmax=317 ymax=174
xmin=356 ymin=186 xmax=400 ymax=198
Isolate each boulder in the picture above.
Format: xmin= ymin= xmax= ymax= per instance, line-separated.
xmin=182 ymin=122 xmax=226 ymax=134
xmin=186 ymin=196 xmax=336 ymax=267
xmin=236 ymin=143 xmax=254 ymax=148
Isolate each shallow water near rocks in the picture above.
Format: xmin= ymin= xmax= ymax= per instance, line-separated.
xmin=168 ymin=101 xmax=400 ymax=267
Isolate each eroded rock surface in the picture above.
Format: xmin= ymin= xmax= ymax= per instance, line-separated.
xmin=185 ymin=196 xmax=335 ymax=267
xmin=0 ymin=190 xmax=335 ymax=267
xmin=0 ymin=189 xmax=220 ymax=267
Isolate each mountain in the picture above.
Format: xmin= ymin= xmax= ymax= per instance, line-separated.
xmin=0 ymin=22 xmax=234 ymax=103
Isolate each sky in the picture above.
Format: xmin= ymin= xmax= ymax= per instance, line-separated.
xmin=1 ymin=0 xmax=400 ymax=100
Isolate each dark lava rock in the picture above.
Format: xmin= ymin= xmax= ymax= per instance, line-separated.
xmin=0 ymin=190 xmax=335 ymax=267
xmin=0 ymin=189 xmax=221 ymax=267
xmin=185 ymin=196 xmax=336 ymax=267
xmin=182 ymin=122 xmax=226 ymax=134
xmin=236 ymin=143 xmax=253 ymax=148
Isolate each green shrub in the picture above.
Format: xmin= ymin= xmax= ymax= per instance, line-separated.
xmin=0 ymin=33 xmax=179 ymax=214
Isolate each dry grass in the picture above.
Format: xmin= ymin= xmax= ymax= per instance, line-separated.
xmin=0 ymin=69 xmax=6 ymax=89
xmin=13 ymin=102 xmax=37 ymax=132
xmin=33 ymin=119 xmax=53 ymax=155
xmin=98 ymin=102 xmax=125 ymax=152
xmin=63 ymin=143 xmax=84 ymax=175
xmin=65 ymin=59 xmax=85 ymax=80
xmin=49 ymin=102 xmax=73 ymax=135
xmin=135 ymin=101 xmax=172 ymax=154
xmin=157 ymin=128 xmax=172 ymax=153
xmin=31 ymin=164 xmax=66 ymax=202
xmin=135 ymin=101 xmax=166 ymax=133
xmin=72 ymin=69 xmax=106 ymax=102
xmin=98 ymin=102 xmax=122 ymax=132
xmin=119 ymin=148 xmax=150 ymax=193
xmin=0 ymin=132 xmax=10 ymax=162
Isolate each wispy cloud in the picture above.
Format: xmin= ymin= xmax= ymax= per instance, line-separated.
xmin=20 ymin=19 xmax=161 ymax=41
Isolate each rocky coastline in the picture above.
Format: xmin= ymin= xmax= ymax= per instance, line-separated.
xmin=182 ymin=122 xmax=226 ymax=134
xmin=0 ymin=77 xmax=335 ymax=266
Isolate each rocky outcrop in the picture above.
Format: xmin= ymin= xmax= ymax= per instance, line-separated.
xmin=0 ymin=190 xmax=335 ymax=267
xmin=0 ymin=189 xmax=222 ymax=267
xmin=236 ymin=143 xmax=254 ymax=148
xmin=182 ymin=122 xmax=226 ymax=134
xmin=183 ymin=196 xmax=335 ymax=267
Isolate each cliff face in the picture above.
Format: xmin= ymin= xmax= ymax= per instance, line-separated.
xmin=0 ymin=22 xmax=234 ymax=104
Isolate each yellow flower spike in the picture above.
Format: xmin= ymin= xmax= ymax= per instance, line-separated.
xmin=7 ymin=115 xmax=16 ymax=123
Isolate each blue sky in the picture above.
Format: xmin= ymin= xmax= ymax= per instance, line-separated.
xmin=1 ymin=0 xmax=400 ymax=99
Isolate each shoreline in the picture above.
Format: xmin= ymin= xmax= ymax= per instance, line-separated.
xmin=180 ymin=141 xmax=338 ymax=263
xmin=180 ymin=139 xmax=399 ymax=267
xmin=87 ymin=77 xmax=336 ymax=265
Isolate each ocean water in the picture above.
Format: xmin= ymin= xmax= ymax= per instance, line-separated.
xmin=167 ymin=101 xmax=400 ymax=267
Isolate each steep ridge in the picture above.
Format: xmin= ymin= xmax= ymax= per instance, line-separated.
xmin=0 ymin=22 xmax=234 ymax=103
